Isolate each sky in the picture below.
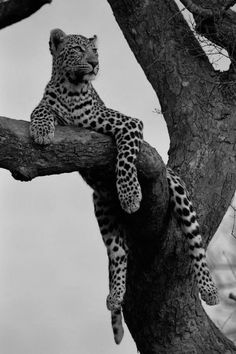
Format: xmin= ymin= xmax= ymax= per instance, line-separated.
xmin=0 ymin=1 xmax=235 ymax=353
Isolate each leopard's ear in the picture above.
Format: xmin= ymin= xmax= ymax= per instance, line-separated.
xmin=49 ymin=29 xmax=66 ymax=55
xmin=89 ymin=35 xmax=97 ymax=46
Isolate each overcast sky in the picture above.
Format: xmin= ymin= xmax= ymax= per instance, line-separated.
xmin=0 ymin=1 xmax=235 ymax=353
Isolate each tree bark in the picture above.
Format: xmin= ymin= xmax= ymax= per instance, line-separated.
xmin=0 ymin=0 xmax=52 ymax=30
xmin=183 ymin=0 xmax=236 ymax=67
xmin=105 ymin=0 xmax=236 ymax=352
xmin=0 ymin=0 xmax=236 ymax=352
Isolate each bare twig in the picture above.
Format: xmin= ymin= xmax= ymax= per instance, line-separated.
xmin=223 ymin=251 xmax=236 ymax=279
xmin=221 ymin=310 xmax=236 ymax=330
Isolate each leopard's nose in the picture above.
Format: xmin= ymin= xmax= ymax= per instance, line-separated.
xmin=86 ymin=55 xmax=98 ymax=67
xmin=88 ymin=60 xmax=98 ymax=69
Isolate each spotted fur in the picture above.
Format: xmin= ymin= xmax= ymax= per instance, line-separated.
xmin=30 ymin=28 xmax=143 ymax=215
xmin=30 ymin=29 xmax=219 ymax=345
xmin=93 ymin=168 xmax=219 ymax=343
xmin=93 ymin=191 xmax=128 ymax=312
xmin=166 ymin=168 xmax=219 ymax=305
xmin=93 ymin=191 xmax=126 ymax=344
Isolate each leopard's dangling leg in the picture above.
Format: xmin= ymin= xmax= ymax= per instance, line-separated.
xmin=114 ymin=117 xmax=143 ymax=214
xmin=167 ymin=168 xmax=219 ymax=305
xmin=89 ymin=109 xmax=144 ymax=214
xmin=93 ymin=191 xmax=127 ymax=344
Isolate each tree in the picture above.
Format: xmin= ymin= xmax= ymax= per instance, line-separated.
xmin=0 ymin=0 xmax=236 ymax=353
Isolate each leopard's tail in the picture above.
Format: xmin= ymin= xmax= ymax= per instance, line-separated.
xmin=111 ymin=309 xmax=124 ymax=344
xmin=166 ymin=168 xmax=219 ymax=306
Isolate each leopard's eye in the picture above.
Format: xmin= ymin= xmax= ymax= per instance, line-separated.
xmin=92 ymin=47 xmax=98 ymax=53
xmin=72 ymin=44 xmax=85 ymax=52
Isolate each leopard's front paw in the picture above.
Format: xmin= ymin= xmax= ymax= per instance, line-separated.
xmin=30 ymin=123 xmax=55 ymax=145
xmin=200 ymin=285 xmax=220 ymax=306
xmin=117 ymin=178 xmax=142 ymax=214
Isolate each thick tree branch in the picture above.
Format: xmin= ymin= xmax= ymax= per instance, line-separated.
xmin=224 ymin=0 xmax=236 ymax=11
xmin=195 ymin=9 xmax=236 ymax=63
xmin=182 ymin=0 xmax=236 ymax=64
xmin=0 ymin=0 xmax=52 ymax=30
xmin=0 ymin=116 xmax=163 ymax=182
xmin=180 ymin=0 xmax=236 ymax=16
xmin=107 ymin=0 xmax=215 ymax=135
xmin=180 ymin=0 xmax=215 ymax=16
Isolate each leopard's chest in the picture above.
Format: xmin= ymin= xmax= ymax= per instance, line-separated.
xmin=45 ymin=89 xmax=94 ymax=127
xmin=70 ymin=97 xmax=93 ymax=123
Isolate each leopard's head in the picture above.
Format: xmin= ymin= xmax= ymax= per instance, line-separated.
xmin=49 ymin=29 xmax=99 ymax=84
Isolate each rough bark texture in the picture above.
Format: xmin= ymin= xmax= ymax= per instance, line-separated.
xmin=189 ymin=0 xmax=236 ymax=67
xmin=0 ymin=116 xmax=163 ymax=181
xmin=105 ymin=0 xmax=236 ymax=353
xmin=0 ymin=0 xmax=236 ymax=353
xmin=180 ymin=0 xmax=236 ymax=16
xmin=0 ymin=0 xmax=52 ymax=30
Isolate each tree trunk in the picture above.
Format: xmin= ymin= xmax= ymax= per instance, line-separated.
xmin=0 ymin=0 xmax=236 ymax=352
xmin=105 ymin=0 xmax=236 ymax=352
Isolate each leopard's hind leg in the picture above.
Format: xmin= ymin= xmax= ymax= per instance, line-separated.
xmin=93 ymin=190 xmax=127 ymax=343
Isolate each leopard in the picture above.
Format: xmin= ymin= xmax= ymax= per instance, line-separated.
xmin=30 ymin=29 xmax=219 ymax=345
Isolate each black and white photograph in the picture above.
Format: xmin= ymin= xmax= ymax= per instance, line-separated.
xmin=0 ymin=0 xmax=236 ymax=353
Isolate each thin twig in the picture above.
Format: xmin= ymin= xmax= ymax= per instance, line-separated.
xmin=221 ymin=310 xmax=236 ymax=330
xmin=223 ymin=251 xmax=236 ymax=279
